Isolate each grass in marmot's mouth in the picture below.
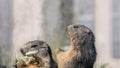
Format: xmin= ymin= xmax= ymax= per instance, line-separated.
xmin=16 ymin=51 xmax=38 ymax=64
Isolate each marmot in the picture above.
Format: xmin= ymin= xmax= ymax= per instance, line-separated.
xmin=56 ymin=25 xmax=97 ymax=68
xmin=15 ymin=40 xmax=58 ymax=68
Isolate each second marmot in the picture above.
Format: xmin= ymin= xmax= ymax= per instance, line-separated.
xmin=56 ymin=25 xmax=97 ymax=68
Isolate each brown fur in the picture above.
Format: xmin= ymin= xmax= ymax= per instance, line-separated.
xmin=56 ymin=25 xmax=97 ymax=68
xmin=15 ymin=40 xmax=58 ymax=68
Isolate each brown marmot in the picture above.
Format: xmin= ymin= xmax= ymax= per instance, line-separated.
xmin=56 ymin=25 xmax=97 ymax=68
xmin=14 ymin=40 xmax=58 ymax=68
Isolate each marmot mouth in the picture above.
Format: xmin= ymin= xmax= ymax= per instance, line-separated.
xmin=25 ymin=50 xmax=38 ymax=56
xmin=17 ymin=50 xmax=39 ymax=65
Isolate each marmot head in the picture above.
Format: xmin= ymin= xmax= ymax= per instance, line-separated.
xmin=67 ymin=25 xmax=95 ymax=46
xmin=20 ymin=40 xmax=52 ymax=59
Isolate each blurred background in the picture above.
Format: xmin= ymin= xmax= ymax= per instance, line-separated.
xmin=0 ymin=0 xmax=120 ymax=68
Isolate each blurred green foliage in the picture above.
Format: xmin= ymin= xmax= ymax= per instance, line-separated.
xmin=94 ymin=63 xmax=108 ymax=68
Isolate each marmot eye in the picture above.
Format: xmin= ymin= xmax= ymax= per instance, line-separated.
xmin=73 ymin=25 xmax=79 ymax=28
xmin=31 ymin=45 xmax=38 ymax=48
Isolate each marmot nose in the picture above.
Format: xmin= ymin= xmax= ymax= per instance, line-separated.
xmin=67 ymin=25 xmax=71 ymax=31
xmin=20 ymin=48 xmax=26 ymax=56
